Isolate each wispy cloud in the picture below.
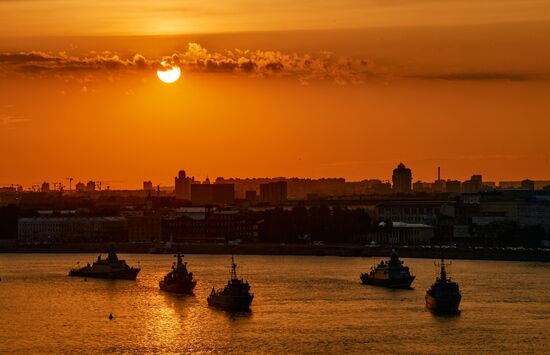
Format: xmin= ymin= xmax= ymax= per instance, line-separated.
xmin=408 ymin=72 xmax=535 ymax=81
xmin=0 ymin=113 xmax=30 ymax=126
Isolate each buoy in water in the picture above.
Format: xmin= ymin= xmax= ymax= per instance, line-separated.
xmin=109 ymin=313 xmax=113 ymax=320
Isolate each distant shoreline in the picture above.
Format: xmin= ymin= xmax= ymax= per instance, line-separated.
xmin=1 ymin=242 xmax=549 ymax=262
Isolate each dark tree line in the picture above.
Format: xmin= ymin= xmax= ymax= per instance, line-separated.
xmin=258 ymin=206 xmax=373 ymax=244
xmin=473 ymin=220 xmax=548 ymax=247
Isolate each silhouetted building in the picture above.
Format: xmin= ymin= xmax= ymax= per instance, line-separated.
xmin=18 ymin=217 xmax=128 ymax=244
xmin=75 ymin=182 xmax=86 ymax=192
xmin=245 ymin=190 xmax=258 ymax=202
xmin=500 ymin=180 xmax=550 ymax=190
xmin=191 ymin=184 xmax=235 ymax=205
xmin=143 ymin=181 xmax=154 ymax=191
xmin=364 ymin=222 xmax=434 ymax=245
xmin=0 ymin=205 xmax=18 ymax=241
xmin=86 ymin=181 xmax=96 ymax=192
xmin=462 ymin=175 xmax=482 ymax=193
xmin=175 ymin=170 xmax=194 ymax=200
xmin=521 ymin=179 xmax=535 ymax=191
xmin=364 ymin=180 xmax=392 ymax=195
xmin=392 ymin=163 xmax=412 ymax=194
xmin=41 ymin=182 xmax=50 ymax=192
xmin=162 ymin=209 xmax=259 ymax=243
xmin=471 ymin=191 xmax=550 ymax=228
xmin=377 ymin=200 xmax=446 ymax=225
xmin=446 ymin=180 xmax=462 ymax=193
xmin=260 ymin=181 xmax=288 ymax=204
xmin=413 ymin=181 xmax=433 ymax=193
xmin=127 ymin=215 xmax=162 ymax=243
xmin=433 ymin=166 xmax=446 ymax=192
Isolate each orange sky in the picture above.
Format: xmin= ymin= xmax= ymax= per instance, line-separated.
xmin=1 ymin=1 xmax=550 ymax=189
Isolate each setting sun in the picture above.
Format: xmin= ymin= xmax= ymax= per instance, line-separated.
xmin=157 ymin=62 xmax=181 ymax=83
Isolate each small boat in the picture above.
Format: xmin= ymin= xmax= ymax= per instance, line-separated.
xmin=425 ymin=258 xmax=461 ymax=314
xmin=207 ymin=256 xmax=253 ymax=311
xmin=159 ymin=253 xmax=197 ymax=295
xmin=360 ymin=250 xmax=415 ymax=288
xmin=68 ymin=246 xmax=140 ymax=280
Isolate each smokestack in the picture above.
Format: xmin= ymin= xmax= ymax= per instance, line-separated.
xmin=437 ymin=166 xmax=441 ymax=181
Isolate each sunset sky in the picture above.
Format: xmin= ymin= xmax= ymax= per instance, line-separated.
xmin=1 ymin=1 xmax=550 ymax=188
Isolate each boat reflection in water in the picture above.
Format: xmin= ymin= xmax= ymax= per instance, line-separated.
xmin=360 ymin=250 xmax=415 ymax=289
xmin=425 ymin=258 xmax=461 ymax=315
xmin=159 ymin=253 xmax=197 ymax=295
xmin=68 ymin=246 xmax=140 ymax=280
xmin=207 ymin=256 xmax=254 ymax=311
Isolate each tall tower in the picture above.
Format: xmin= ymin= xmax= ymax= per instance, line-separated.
xmin=392 ymin=163 xmax=412 ymax=194
xmin=175 ymin=170 xmax=192 ymax=199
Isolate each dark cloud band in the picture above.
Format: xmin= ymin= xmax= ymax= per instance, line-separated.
xmin=0 ymin=43 xmax=541 ymax=83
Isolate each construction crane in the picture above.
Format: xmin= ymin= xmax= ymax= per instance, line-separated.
xmin=96 ymin=180 xmax=122 ymax=192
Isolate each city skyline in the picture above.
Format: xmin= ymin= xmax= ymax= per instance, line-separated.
xmin=3 ymin=165 xmax=550 ymax=192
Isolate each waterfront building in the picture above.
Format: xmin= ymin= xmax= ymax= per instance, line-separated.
xmin=364 ymin=221 xmax=434 ymax=245
xmin=18 ymin=217 xmax=128 ymax=244
xmin=475 ymin=191 xmax=550 ymax=228
xmin=377 ymin=200 xmax=446 ymax=225
xmin=127 ymin=215 xmax=162 ymax=243
xmin=162 ymin=208 xmax=259 ymax=243
xmin=0 ymin=205 xmax=18 ymax=242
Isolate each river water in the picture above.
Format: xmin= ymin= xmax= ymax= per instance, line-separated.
xmin=0 ymin=254 xmax=549 ymax=354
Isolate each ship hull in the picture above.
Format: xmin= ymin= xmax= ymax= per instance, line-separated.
xmin=425 ymin=293 xmax=461 ymax=314
xmin=360 ymin=274 xmax=415 ymax=289
xmin=68 ymin=268 xmax=140 ymax=280
xmin=159 ymin=280 xmax=196 ymax=295
xmin=207 ymin=294 xmax=254 ymax=311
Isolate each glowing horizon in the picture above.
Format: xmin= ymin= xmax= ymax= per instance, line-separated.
xmin=0 ymin=2 xmax=549 ymax=188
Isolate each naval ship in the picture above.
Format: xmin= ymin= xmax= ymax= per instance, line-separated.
xmin=425 ymin=258 xmax=461 ymax=314
xmin=360 ymin=250 xmax=415 ymax=288
xmin=207 ymin=256 xmax=253 ymax=311
xmin=159 ymin=253 xmax=197 ymax=295
xmin=68 ymin=246 xmax=140 ymax=280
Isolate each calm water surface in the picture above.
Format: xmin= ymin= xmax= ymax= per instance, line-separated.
xmin=0 ymin=254 xmax=549 ymax=354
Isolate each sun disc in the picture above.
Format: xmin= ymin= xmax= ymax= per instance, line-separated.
xmin=157 ymin=65 xmax=181 ymax=83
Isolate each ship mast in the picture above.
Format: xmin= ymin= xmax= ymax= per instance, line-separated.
xmin=230 ymin=256 xmax=238 ymax=280
xmin=439 ymin=258 xmax=447 ymax=283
